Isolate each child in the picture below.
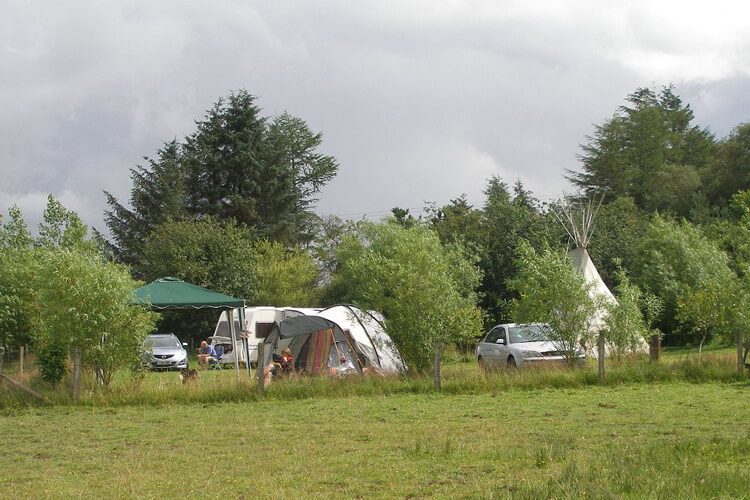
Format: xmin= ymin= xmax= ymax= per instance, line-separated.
xmin=280 ymin=347 xmax=294 ymax=372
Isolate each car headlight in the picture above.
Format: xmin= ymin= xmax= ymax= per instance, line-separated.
xmin=521 ymin=350 xmax=542 ymax=358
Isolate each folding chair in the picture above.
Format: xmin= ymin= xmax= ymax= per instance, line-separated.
xmin=208 ymin=345 xmax=225 ymax=370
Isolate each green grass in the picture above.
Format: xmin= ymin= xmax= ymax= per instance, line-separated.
xmin=0 ymin=383 xmax=748 ymax=499
xmin=0 ymin=348 xmax=747 ymax=410
xmin=1 ymin=350 xmax=748 ymax=498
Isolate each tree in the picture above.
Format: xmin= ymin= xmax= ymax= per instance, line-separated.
xmin=569 ymin=86 xmax=715 ymax=215
xmin=105 ymin=90 xmax=338 ymax=272
xmin=254 ymin=240 xmax=319 ymax=307
xmin=632 ymin=215 xmax=738 ymax=343
xmin=675 ymin=283 xmax=725 ymax=360
xmin=508 ymin=241 xmax=598 ymax=364
xmin=34 ymin=248 xmax=158 ymax=386
xmin=476 ymin=177 xmax=559 ymax=325
xmin=37 ymin=194 xmax=89 ymax=250
xmin=104 ymin=140 xmax=186 ymax=269
xmin=143 ymin=217 xmax=258 ymax=299
xmin=585 ymin=196 xmax=649 ymax=287
xmin=702 ymin=123 xmax=750 ymax=207
xmin=334 ymin=221 xmax=483 ymax=372
xmin=603 ymin=266 xmax=656 ymax=359
xmin=0 ymin=206 xmax=35 ymax=350
xmin=141 ymin=217 xmax=258 ymax=343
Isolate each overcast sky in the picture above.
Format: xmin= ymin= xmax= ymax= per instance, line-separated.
xmin=2 ymin=1 xmax=750 ymax=235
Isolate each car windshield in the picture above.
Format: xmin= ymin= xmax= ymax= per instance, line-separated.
xmin=508 ymin=324 xmax=551 ymax=344
xmin=144 ymin=335 xmax=181 ymax=348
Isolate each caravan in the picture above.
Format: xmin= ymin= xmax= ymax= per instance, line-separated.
xmin=210 ymin=306 xmax=316 ymax=367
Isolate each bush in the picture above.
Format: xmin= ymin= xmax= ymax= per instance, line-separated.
xmin=36 ymin=342 xmax=67 ymax=385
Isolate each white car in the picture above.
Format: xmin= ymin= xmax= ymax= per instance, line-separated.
xmin=476 ymin=323 xmax=585 ymax=369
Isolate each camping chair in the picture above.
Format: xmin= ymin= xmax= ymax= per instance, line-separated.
xmin=208 ymin=345 xmax=224 ymax=370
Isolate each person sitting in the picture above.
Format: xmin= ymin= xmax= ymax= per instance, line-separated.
xmin=197 ymin=341 xmax=217 ymax=369
xmin=279 ymin=347 xmax=294 ymax=373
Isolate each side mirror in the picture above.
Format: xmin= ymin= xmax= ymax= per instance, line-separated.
xmin=182 ymin=342 xmax=188 ymax=347
xmin=495 ymin=338 xmax=505 ymax=345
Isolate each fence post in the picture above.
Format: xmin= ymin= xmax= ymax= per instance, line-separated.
xmin=433 ymin=336 xmax=441 ymax=392
xmin=19 ymin=346 xmax=24 ymax=375
xmin=257 ymin=342 xmax=265 ymax=396
xmin=0 ymin=346 xmax=4 ymax=385
xmin=649 ymin=334 xmax=661 ymax=362
xmin=738 ymin=330 xmax=744 ymax=378
xmin=597 ymin=332 xmax=605 ymax=380
xmin=73 ymin=347 xmax=81 ymax=405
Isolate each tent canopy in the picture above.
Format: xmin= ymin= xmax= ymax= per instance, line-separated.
xmin=276 ymin=315 xmax=338 ymax=338
xmin=133 ymin=277 xmax=245 ymax=310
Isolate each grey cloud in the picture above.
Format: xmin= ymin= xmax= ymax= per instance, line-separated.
xmin=2 ymin=0 xmax=750 ymax=234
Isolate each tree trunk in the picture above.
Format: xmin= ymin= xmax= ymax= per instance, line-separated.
xmin=19 ymin=346 xmax=24 ymax=374
xmin=597 ymin=332 xmax=605 ymax=381
xmin=698 ymin=335 xmax=706 ymax=364
xmin=73 ymin=348 xmax=81 ymax=405
xmin=433 ymin=336 xmax=441 ymax=392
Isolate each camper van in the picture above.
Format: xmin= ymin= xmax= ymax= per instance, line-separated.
xmin=210 ymin=307 xmax=316 ymax=367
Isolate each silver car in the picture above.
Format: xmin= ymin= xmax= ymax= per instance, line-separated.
xmin=142 ymin=333 xmax=189 ymax=371
xmin=476 ymin=323 xmax=585 ymax=369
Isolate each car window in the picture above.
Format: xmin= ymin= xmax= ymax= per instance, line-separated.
xmin=508 ymin=325 xmax=549 ymax=344
xmin=145 ymin=335 xmax=181 ymax=348
xmin=484 ymin=326 xmax=505 ymax=344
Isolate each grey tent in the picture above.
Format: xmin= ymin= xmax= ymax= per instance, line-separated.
xmin=261 ymin=305 xmax=406 ymax=376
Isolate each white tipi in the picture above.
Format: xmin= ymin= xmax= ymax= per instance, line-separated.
xmin=554 ymin=197 xmax=649 ymax=357
xmin=554 ymin=196 xmax=615 ymax=356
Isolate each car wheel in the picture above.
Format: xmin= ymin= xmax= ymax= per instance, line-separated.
xmin=506 ymin=356 xmax=517 ymax=368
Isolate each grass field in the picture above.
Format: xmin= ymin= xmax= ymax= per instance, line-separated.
xmin=1 ymin=352 xmax=749 ymax=499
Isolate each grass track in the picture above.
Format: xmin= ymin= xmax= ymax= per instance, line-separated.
xmin=1 ymin=381 xmax=748 ymax=499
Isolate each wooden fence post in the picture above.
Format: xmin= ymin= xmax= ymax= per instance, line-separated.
xmin=650 ymin=334 xmax=661 ymax=362
xmin=19 ymin=346 xmax=24 ymax=375
xmin=257 ymin=342 xmax=265 ymax=396
xmin=73 ymin=347 xmax=81 ymax=405
xmin=433 ymin=336 xmax=441 ymax=392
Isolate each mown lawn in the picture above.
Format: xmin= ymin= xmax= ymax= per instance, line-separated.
xmin=1 ymin=379 xmax=748 ymax=499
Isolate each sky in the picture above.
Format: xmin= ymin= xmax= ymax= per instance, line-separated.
xmin=2 ymin=0 xmax=750 ymax=235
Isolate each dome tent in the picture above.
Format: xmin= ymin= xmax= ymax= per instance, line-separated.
xmin=261 ymin=304 xmax=406 ymax=376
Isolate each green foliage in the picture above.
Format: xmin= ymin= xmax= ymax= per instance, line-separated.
xmin=427 ymin=195 xmax=482 ymax=248
xmin=570 ymin=86 xmax=715 ymax=215
xmin=254 ymin=240 xmax=319 ymax=306
xmin=508 ymin=241 xmax=598 ymax=362
xmin=0 ymin=206 xmax=36 ymax=349
xmin=632 ymin=215 xmax=738 ymax=339
xmin=702 ymin=122 xmax=750 ymax=206
xmin=36 ymin=194 xmax=90 ymax=250
xmin=142 ymin=217 xmax=258 ymax=300
xmin=2 ymin=199 xmax=159 ymax=386
xmin=104 ymin=140 xmax=186 ymax=269
xmin=105 ymin=90 xmax=338 ymax=273
xmin=334 ymin=221 xmax=483 ymax=371
xmin=36 ymin=341 xmax=68 ymax=385
xmin=34 ymin=248 xmax=159 ymax=386
xmin=586 ymin=196 xmax=649 ymax=287
xmin=475 ymin=177 xmax=559 ymax=325
xmin=603 ymin=265 xmax=655 ymax=357
xmin=675 ymin=280 xmax=746 ymax=353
